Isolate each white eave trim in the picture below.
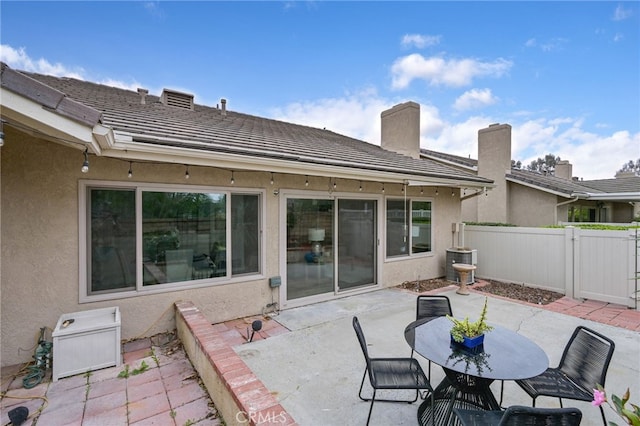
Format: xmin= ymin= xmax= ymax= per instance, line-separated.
xmin=573 ymin=192 xmax=640 ymax=202
xmin=1 ymin=86 xmax=100 ymax=153
xmin=105 ymin=131 xmax=493 ymax=188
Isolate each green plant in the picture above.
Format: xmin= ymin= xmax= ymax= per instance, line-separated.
xmin=447 ymin=297 xmax=493 ymax=342
xmin=117 ymin=360 xmax=149 ymax=379
xmin=593 ymin=386 xmax=639 ymax=426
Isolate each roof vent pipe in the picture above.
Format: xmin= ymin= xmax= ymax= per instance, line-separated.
xmin=221 ymin=98 xmax=227 ymax=116
xmin=137 ymin=88 xmax=149 ymax=105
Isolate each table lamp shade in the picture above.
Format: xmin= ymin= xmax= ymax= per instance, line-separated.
xmin=308 ymin=228 xmax=325 ymax=242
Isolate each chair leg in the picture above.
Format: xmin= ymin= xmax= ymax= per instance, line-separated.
xmin=499 ymin=380 xmax=504 ymax=406
xmin=358 ymin=368 xmax=370 ymax=401
xmin=366 ymin=389 xmax=376 ymax=426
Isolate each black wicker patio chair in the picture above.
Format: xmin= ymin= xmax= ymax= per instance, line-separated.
xmin=352 ymin=316 xmax=435 ymax=426
xmin=516 ymin=325 xmax=615 ymax=425
xmin=453 ymin=405 xmax=582 ymax=425
xmin=405 ymin=295 xmax=453 ymax=377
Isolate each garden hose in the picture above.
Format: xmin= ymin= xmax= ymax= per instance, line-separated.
xmin=22 ymin=328 xmax=52 ymax=389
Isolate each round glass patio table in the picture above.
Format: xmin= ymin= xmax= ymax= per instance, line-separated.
xmin=406 ymin=316 xmax=549 ymax=426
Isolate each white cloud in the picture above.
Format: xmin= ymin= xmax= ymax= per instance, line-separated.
xmin=523 ymin=37 xmax=568 ymax=52
xmin=269 ymin=87 xmax=391 ymax=144
xmin=1 ymin=44 xmax=144 ymax=92
xmin=391 ymin=54 xmax=512 ymax=89
xmin=274 ymin=93 xmax=637 ymax=180
xmin=512 ymin=119 xmax=640 ymax=179
xmin=613 ymin=4 xmax=633 ymax=21
xmin=401 ymin=34 xmax=441 ymax=49
xmin=453 ymin=88 xmax=498 ymax=111
xmin=0 ymin=44 xmax=85 ymax=79
xmin=143 ymin=1 xmax=166 ymax=20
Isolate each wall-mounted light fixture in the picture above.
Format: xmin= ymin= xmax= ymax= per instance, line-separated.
xmin=81 ymin=148 xmax=89 ymax=173
xmin=127 ymin=162 xmax=133 ymax=178
xmin=231 ymin=170 xmax=235 ymax=185
xmin=359 ymin=181 xmax=363 ymax=192
xmin=305 ymin=175 xmax=309 ymax=187
xmin=185 ymin=165 xmax=190 ymax=179
xmin=270 ymin=172 xmax=274 ymax=185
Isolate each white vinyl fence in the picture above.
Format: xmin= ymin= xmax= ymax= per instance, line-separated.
xmin=463 ymin=225 xmax=639 ymax=309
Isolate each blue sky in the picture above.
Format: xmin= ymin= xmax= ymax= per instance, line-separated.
xmin=1 ymin=1 xmax=638 ymax=180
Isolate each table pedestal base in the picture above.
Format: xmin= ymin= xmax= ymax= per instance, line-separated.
xmin=417 ymin=369 xmax=500 ymax=426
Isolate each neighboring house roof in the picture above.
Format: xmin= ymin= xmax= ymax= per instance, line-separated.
xmin=0 ymin=63 xmax=492 ymax=188
xmin=421 ymin=147 xmax=640 ymax=202
xmin=421 ymin=148 xmax=477 ymax=171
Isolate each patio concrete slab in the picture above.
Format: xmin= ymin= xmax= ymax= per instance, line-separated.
xmin=235 ymin=287 xmax=640 ymax=426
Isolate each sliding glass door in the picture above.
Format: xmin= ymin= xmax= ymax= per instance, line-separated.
xmin=286 ymin=198 xmax=335 ymax=300
xmin=337 ymin=199 xmax=376 ymax=291
xmin=286 ymin=196 xmax=377 ymax=301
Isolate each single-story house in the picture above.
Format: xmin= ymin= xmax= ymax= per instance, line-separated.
xmin=422 ymin=123 xmax=640 ymax=227
xmin=0 ymin=63 xmax=494 ymax=366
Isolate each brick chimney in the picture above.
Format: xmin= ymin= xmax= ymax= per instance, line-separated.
xmin=555 ymin=160 xmax=573 ymax=180
xmin=381 ymin=101 xmax=420 ymax=159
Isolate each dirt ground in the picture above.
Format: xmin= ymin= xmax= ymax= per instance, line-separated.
xmin=397 ymin=277 xmax=565 ymax=305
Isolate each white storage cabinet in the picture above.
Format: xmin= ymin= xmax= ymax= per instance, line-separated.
xmin=52 ymin=306 xmax=121 ymax=381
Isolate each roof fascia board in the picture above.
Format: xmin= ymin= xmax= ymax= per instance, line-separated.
xmin=109 ymin=131 xmax=491 ymax=188
xmin=577 ymin=192 xmax=640 ymax=202
xmin=1 ymin=87 xmax=99 ymax=153
xmin=1 ymin=64 xmax=102 ymax=126
xmin=506 ymin=174 xmax=574 ymax=198
xmin=104 ymin=135 xmax=490 ymax=187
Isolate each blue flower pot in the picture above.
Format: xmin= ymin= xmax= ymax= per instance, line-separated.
xmin=451 ymin=333 xmax=484 ymax=349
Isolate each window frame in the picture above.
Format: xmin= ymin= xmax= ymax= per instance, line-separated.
xmin=79 ymin=180 xmax=265 ymax=303
xmin=384 ymin=196 xmax=434 ymax=260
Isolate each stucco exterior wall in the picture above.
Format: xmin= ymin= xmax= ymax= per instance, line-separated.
xmin=508 ymin=182 xmax=559 ymax=226
xmin=0 ymin=131 xmax=274 ymax=366
xmin=1 ymin=129 xmax=459 ymax=366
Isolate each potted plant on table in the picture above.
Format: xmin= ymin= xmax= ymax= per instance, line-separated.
xmin=448 ymin=297 xmax=493 ymax=349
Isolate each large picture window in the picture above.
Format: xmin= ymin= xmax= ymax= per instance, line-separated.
xmin=386 ymin=198 xmax=432 ymax=258
xmin=83 ymin=182 xmax=261 ymax=299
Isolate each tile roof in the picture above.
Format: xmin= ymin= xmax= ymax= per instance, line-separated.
xmin=2 ymin=65 xmax=492 ymax=186
xmin=421 ymin=146 xmax=639 ymax=200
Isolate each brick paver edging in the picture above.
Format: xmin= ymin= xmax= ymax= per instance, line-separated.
xmin=175 ymin=301 xmax=297 ymax=426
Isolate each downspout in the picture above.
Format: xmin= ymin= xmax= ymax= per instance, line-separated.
xmin=555 ymin=194 xmax=582 ymax=224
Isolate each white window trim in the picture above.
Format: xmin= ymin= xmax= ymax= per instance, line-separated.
xmin=78 ymin=179 xmax=265 ymax=303
xmin=384 ymin=196 xmax=435 ymax=261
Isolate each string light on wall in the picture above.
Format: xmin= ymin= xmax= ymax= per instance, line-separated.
xmin=270 ymin=172 xmax=274 ymax=185
xmin=451 ymin=189 xmax=456 ymax=197
xmin=81 ymin=148 xmax=89 ymax=173
xmin=231 ymin=170 xmax=235 ymax=185
xmin=435 ymin=187 xmax=439 ymax=196
xmin=333 ymin=179 xmax=337 ymax=190
xmin=420 ymin=186 xmax=424 ymax=195
xmin=128 ymin=162 xmax=133 ymax=178
xmin=305 ymin=175 xmax=309 ymax=187
xmin=185 ymin=165 xmax=190 ymax=179
xmin=359 ymin=181 xmax=363 ymax=192
xmin=381 ymin=183 xmax=385 ymax=193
